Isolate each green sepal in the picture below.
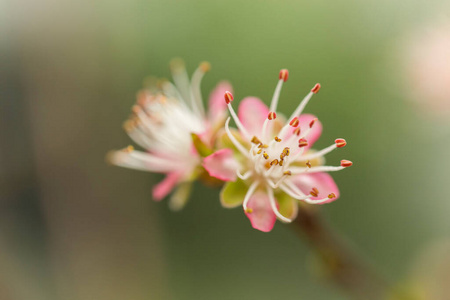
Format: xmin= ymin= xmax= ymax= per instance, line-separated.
xmin=275 ymin=190 xmax=298 ymax=219
xmin=191 ymin=133 xmax=213 ymax=157
xmin=220 ymin=179 xmax=248 ymax=208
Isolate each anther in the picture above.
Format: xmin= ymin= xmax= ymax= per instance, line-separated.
xmin=274 ymin=136 xmax=282 ymax=142
xmin=251 ymin=136 xmax=262 ymax=144
xmin=289 ymin=117 xmax=299 ymax=127
xmin=328 ymin=193 xmax=336 ymax=199
xmin=245 ymin=208 xmax=253 ymax=214
xmin=341 ymin=160 xmax=353 ymax=167
xmin=335 ymin=138 xmax=347 ymax=148
xmin=306 ymin=160 xmax=312 ymax=168
xmin=298 ymin=138 xmax=308 ymax=148
xmin=263 ymin=152 xmax=269 ymax=159
xmin=124 ymin=145 xmax=134 ymax=153
xmin=310 ymin=187 xmax=319 ymax=197
xmin=283 ymin=147 xmax=290 ymax=156
xmin=279 ymin=159 xmax=284 ymax=166
xmin=199 ymin=61 xmax=211 ymax=72
xmin=268 ymin=112 xmax=277 ymax=120
xmin=224 ymin=91 xmax=234 ymax=104
xmin=257 ymin=149 xmax=262 ymax=154
xmin=309 ymin=118 xmax=318 ymax=128
xmin=270 ymin=159 xmax=279 ymax=166
xmin=293 ymin=127 xmax=301 ymax=136
xmin=311 ymin=83 xmax=321 ymax=94
xmin=279 ymin=69 xmax=289 ymax=82
xmin=283 ymin=170 xmax=292 ymax=176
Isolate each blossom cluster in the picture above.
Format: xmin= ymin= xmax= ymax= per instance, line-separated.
xmin=108 ymin=60 xmax=352 ymax=232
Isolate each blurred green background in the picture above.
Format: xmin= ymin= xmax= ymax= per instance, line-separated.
xmin=1 ymin=0 xmax=450 ymax=299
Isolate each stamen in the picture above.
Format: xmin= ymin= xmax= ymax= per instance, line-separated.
xmin=298 ymin=138 xmax=308 ymax=148
xmin=237 ymin=170 xmax=253 ymax=180
xmin=274 ymin=136 xmax=282 ymax=142
xmin=311 ymin=83 xmax=321 ymax=94
xmin=306 ymin=161 xmax=312 ymax=168
xmin=267 ymin=187 xmax=292 ymax=223
xmin=268 ymin=112 xmax=277 ymax=120
xmin=335 ymin=138 xmax=347 ymax=148
xmin=289 ymin=117 xmax=299 ymax=127
xmin=293 ymin=127 xmax=301 ymax=136
xmin=243 ymin=181 xmax=259 ymax=213
xmin=310 ymin=187 xmax=319 ymax=197
xmin=309 ymin=118 xmax=318 ymax=128
xmin=190 ymin=62 xmax=211 ymax=117
xmin=328 ymin=193 xmax=336 ymax=199
xmin=341 ymin=160 xmax=353 ymax=167
xmin=224 ymin=118 xmax=249 ymax=156
xmin=270 ymin=159 xmax=279 ymax=166
xmin=269 ymin=69 xmax=288 ymax=112
xmin=290 ymin=165 xmax=346 ymax=174
xmin=170 ymin=58 xmax=192 ymax=105
xmin=224 ymin=92 xmax=251 ymax=139
xmin=263 ymin=152 xmax=269 ymax=160
xmin=251 ymin=136 xmax=262 ymax=144
xmin=288 ymin=83 xmax=321 ymax=121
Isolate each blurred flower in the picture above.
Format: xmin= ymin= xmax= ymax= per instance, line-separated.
xmin=203 ymin=69 xmax=352 ymax=232
xmin=108 ymin=60 xmax=232 ymax=210
xmin=401 ymin=18 xmax=450 ymax=117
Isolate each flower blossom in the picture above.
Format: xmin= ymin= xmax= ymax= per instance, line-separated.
xmin=108 ymin=60 xmax=232 ymax=210
xmin=203 ymin=69 xmax=352 ymax=232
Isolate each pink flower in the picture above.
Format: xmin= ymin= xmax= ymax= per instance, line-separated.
xmin=203 ymin=69 xmax=352 ymax=232
xmin=108 ymin=60 xmax=232 ymax=210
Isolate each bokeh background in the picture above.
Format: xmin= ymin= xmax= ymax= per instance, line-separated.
xmin=1 ymin=0 xmax=450 ymax=299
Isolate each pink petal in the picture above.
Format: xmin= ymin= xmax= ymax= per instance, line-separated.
xmin=202 ymin=149 xmax=239 ymax=181
xmin=208 ymin=81 xmax=233 ymax=122
xmin=238 ymin=97 xmax=269 ymax=136
xmin=291 ymin=172 xmax=340 ymax=204
xmin=298 ymin=114 xmax=322 ymax=149
xmin=245 ymin=191 xmax=277 ymax=232
xmin=152 ymin=172 xmax=182 ymax=201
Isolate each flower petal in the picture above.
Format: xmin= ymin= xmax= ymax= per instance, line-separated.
xmin=152 ymin=172 xmax=183 ymax=201
xmin=220 ymin=179 xmax=248 ymax=208
xmin=245 ymin=191 xmax=277 ymax=232
xmin=208 ymin=81 xmax=233 ymax=122
xmin=238 ymin=97 xmax=269 ymax=136
xmin=203 ymin=149 xmax=240 ymax=181
xmin=291 ymin=172 xmax=340 ymax=204
xmin=297 ymin=114 xmax=322 ymax=149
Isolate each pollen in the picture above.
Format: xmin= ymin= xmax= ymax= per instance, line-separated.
xmin=274 ymin=136 xmax=282 ymax=142
xmin=310 ymin=187 xmax=319 ymax=197
xmin=311 ymin=83 xmax=321 ymax=94
xmin=289 ymin=117 xmax=299 ymax=127
xmin=298 ymin=138 xmax=308 ymax=148
xmin=251 ymin=136 xmax=262 ymax=144
xmin=335 ymin=138 xmax=347 ymax=148
xmin=341 ymin=160 xmax=353 ymax=167
xmin=283 ymin=147 xmax=290 ymax=156
xmin=224 ymin=91 xmax=234 ymax=104
xmin=279 ymin=159 xmax=284 ymax=166
xmin=279 ymin=69 xmax=289 ymax=82
xmin=309 ymin=118 xmax=318 ymax=128
xmin=263 ymin=152 xmax=269 ymax=159
xmin=283 ymin=170 xmax=292 ymax=176
xmin=270 ymin=159 xmax=279 ymax=166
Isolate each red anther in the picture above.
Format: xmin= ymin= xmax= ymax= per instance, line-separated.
xmin=268 ymin=111 xmax=277 ymax=120
xmin=293 ymin=127 xmax=301 ymax=136
xmin=309 ymin=118 xmax=318 ymax=128
xmin=224 ymin=91 xmax=234 ymax=104
xmin=340 ymin=160 xmax=353 ymax=167
xmin=310 ymin=187 xmax=319 ymax=197
xmin=298 ymin=138 xmax=308 ymax=148
xmin=328 ymin=193 xmax=336 ymax=199
xmin=335 ymin=138 xmax=347 ymax=148
xmin=279 ymin=69 xmax=289 ymax=82
xmin=289 ymin=117 xmax=299 ymax=127
xmin=311 ymin=83 xmax=321 ymax=94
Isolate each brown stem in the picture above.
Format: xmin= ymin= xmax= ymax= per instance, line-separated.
xmin=293 ymin=204 xmax=393 ymax=300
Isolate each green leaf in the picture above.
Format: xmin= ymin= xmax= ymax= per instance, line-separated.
xmin=191 ymin=133 xmax=213 ymax=157
xmin=220 ymin=179 xmax=248 ymax=208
